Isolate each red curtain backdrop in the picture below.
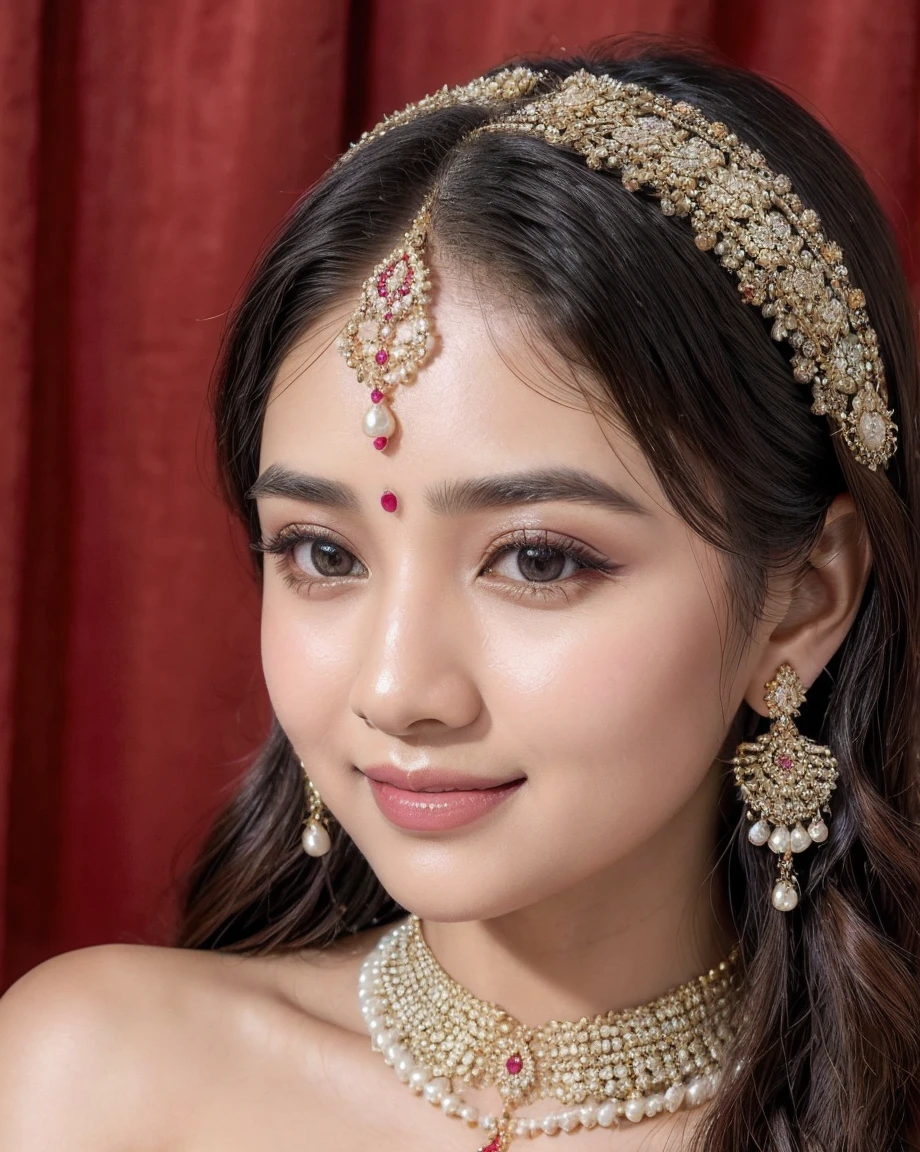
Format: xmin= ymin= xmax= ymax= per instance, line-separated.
xmin=0 ymin=0 xmax=917 ymax=988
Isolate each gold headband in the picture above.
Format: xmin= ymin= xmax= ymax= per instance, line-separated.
xmin=337 ymin=67 xmax=897 ymax=471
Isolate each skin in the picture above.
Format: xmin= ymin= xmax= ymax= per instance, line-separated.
xmin=0 ymin=264 xmax=872 ymax=1150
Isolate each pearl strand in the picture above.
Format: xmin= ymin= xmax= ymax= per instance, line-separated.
xmin=358 ymin=928 xmax=728 ymax=1142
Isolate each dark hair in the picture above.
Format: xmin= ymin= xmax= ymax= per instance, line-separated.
xmin=175 ymin=40 xmax=920 ymax=1150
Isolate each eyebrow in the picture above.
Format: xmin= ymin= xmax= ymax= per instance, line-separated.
xmin=247 ymin=464 xmax=361 ymax=511
xmin=247 ymin=464 xmax=649 ymax=517
xmin=426 ymin=469 xmax=650 ymax=517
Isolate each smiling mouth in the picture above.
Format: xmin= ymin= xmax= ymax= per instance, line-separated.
xmin=364 ymin=776 xmax=526 ymax=832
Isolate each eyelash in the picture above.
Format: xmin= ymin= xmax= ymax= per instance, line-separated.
xmin=253 ymin=525 xmax=619 ymax=601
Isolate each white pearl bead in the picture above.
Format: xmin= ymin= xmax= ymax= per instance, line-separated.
xmin=596 ymin=1100 xmax=618 ymax=1127
xmin=479 ymin=1114 xmax=496 ymax=1131
xmin=808 ymin=817 xmax=829 ymax=842
xmin=772 ymin=881 xmax=799 ymax=911
xmin=624 ymin=1099 xmax=646 ymax=1123
xmin=664 ymin=1084 xmax=686 ymax=1112
xmin=790 ymin=823 xmax=812 ymax=853
xmin=646 ymin=1093 xmax=665 ymax=1116
xmin=302 ymin=821 xmax=331 ymax=856
xmin=423 ymin=1077 xmax=449 ymax=1103
xmin=559 ymin=1110 xmax=580 ymax=1133
xmin=363 ymin=401 xmax=396 ymax=439
xmin=748 ymin=819 xmax=771 ymax=846
xmin=579 ymin=1102 xmax=598 ymax=1127
xmin=512 ymin=1119 xmax=529 ymax=1137
xmin=371 ymin=1028 xmax=396 ymax=1051
xmin=768 ymin=825 xmax=791 ymax=854
xmin=441 ymin=1093 xmax=461 ymax=1115
xmin=458 ymin=1103 xmax=478 ymax=1123
xmin=541 ymin=1114 xmax=560 ymax=1134
xmin=383 ymin=1042 xmax=402 ymax=1066
xmin=685 ymin=1078 xmax=707 ymax=1107
xmin=394 ymin=1054 xmax=414 ymax=1082
xmin=408 ymin=1066 xmax=431 ymax=1093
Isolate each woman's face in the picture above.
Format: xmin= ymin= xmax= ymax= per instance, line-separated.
xmin=255 ymin=269 xmax=769 ymax=922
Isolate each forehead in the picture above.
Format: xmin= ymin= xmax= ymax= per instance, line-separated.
xmin=259 ymin=265 xmax=669 ymax=514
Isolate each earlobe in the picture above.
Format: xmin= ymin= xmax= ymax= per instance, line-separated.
xmin=743 ymin=492 xmax=872 ymax=716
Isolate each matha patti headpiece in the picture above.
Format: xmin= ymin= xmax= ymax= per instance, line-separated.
xmin=337 ymin=67 xmax=897 ymax=470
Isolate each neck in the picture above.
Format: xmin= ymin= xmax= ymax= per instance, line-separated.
xmin=420 ymin=761 xmax=735 ymax=1025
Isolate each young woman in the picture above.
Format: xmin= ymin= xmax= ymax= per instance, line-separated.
xmin=1 ymin=43 xmax=918 ymax=1152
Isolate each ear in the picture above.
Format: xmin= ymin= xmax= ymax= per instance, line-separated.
xmin=743 ymin=492 xmax=872 ymax=717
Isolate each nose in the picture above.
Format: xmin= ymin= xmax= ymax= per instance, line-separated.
xmin=348 ymin=572 xmax=482 ymax=737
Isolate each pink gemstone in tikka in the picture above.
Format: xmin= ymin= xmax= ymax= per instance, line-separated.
xmin=375 ymin=349 xmax=388 ymax=365
xmin=384 ymin=311 xmax=392 ymax=320
xmin=370 ymin=389 xmax=384 ymax=403
xmin=506 ymin=1054 xmax=523 ymax=1075
xmin=778 ymin=756 xmax=793 ymax=771
xmin=380 ymin=491 xmax=398 ymax=513
xmin=373 ymin=436 xmax=388 ymax=450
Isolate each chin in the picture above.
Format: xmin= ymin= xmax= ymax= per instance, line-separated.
xmin=362 ymin=845 xmax=561 ymax=925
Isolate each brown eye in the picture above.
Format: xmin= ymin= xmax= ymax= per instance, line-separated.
xmin=514 ymin=545 xmax=570 ymax=582
xmin=293 ymin=539 xmax=358 ymax=578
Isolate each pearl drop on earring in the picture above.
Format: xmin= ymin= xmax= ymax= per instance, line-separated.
xmin=302 ymin=821 xmax=332 ymax=857
xmin=299 ymin=758 xmax=332 ymax=857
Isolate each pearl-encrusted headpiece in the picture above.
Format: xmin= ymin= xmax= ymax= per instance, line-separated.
xmin=337 ymin=66 xmax=897 ymax=470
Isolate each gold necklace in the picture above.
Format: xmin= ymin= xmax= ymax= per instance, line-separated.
xmin=358 ymin=914 xmax=741 ymax=1149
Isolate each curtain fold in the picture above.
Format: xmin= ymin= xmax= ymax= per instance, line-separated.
xmin=1 ymin=0 xmax=916 ymax=988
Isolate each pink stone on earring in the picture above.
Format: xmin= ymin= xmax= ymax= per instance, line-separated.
xmin=373 ymin=437 xmax=388 ymax=450
xmin=380 ymin=491 xmax=398 ymax=513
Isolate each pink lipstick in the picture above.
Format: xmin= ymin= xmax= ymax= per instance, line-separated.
xmin=361 ymin=765 xmax=526 ymax=832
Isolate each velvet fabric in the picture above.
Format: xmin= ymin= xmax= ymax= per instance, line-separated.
xmin=0 ymin=0 xmax=916 ymax=986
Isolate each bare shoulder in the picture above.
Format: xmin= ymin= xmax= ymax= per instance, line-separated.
xmin=0 ymin=943 xmax=227 ymax=1149
xmin=0 ymin=926 xmax=392 ymax=1151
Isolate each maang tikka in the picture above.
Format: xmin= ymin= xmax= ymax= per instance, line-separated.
xmin=337 ymin=193 xmax=436 ymax=456
xmin=732 ymin=664 xmax=838 ymax=911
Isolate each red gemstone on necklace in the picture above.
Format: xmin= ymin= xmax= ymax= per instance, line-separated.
xmin=479 ymin=1138 xmax=503 ymax=1152
xmin=370 ymin=388 xmax=384 ymax=403
xmin=373 ymin=436 xmax=388 ymax=450
xmin=375 ymin=349 xmax=388 ymax=365
xmin=380 ymin=491 xmax=398 ymax=513
xmin=506 ymin=1054 xmax=523 ymax=1075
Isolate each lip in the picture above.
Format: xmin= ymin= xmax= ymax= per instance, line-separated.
xmin=360 ymin=765 xmax=526 ymax=832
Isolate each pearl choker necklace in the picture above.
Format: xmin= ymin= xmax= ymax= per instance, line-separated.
xmin=358 ymin=915 xmax=741 ymax=1150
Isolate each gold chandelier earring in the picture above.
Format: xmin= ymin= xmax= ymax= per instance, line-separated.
xmin=299 ymin=759 xmax=332 ymax=857
xmin=732 ymin=663 xmax=838 ymax=912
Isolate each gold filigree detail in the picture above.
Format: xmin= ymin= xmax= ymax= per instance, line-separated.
xmin=336 ymin=66 xmax=898 ymax=470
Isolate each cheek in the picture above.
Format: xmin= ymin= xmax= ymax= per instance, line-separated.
xmin=480 ymin=570 xmax=732 ymax=828
xmin=260 ymin=583 xmax=357 ymax=747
